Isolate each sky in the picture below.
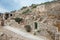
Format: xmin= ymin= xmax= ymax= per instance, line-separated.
xmin=0 ymin=0 xmax=53 ymax=13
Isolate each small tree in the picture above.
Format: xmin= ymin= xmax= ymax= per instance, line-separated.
xmin=15 ymin=18 xmax=23 ymax=24
xmin=24 ymin=25 xmax=31 ymax=32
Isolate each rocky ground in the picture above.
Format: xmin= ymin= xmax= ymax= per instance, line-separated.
xmin=0 ymin=26 xmax=51 ymax=40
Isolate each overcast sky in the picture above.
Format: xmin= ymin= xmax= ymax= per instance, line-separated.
xmin=0 ymin=0 xmax=53 ymax=13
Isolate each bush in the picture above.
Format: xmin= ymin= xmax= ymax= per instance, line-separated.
xmin=24 ymin=25 xmax=31 ymax=32
xmin=31 ymin=4 xmax=37 ymax=8
xmin=15 ymin=18 xmax=23 ymax=24
xmin=21 ymin=6 xmax=27 ymax=10
xmin=22 ymin=9 xmax=31 ymax=14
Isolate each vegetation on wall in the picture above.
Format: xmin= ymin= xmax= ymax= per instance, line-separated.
xmin=20 ymin=0 xmax=56 ymax=12
xmin=14 ymin=17 xmax=23 ymax=24
xmin=21 ymin=6 xmax=27 ymax=10
xmin=40 ymin=1 xmax=57 ymax=5
xmin=31 ymin=4 xmax=37 ymax=9
xmin=22 ymin=9 xmax=32 ymax=14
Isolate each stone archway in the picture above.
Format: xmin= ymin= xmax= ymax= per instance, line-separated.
xmin=5 ymin=13 xmax=9 ymax=20
xmin=34 ymin=22 xmax=38 ymax=29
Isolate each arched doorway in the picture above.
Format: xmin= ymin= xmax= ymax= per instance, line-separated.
xmin=34 ymin=22 xmax=38 ymax=29
xmin=5 ymin=13 xmax=9 ymax=20
xmin=24 ymin=25 xmax=32 ymax=32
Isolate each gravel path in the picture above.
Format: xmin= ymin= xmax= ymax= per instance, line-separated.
xmin=3 ymin=26 xmax=50 ymax=40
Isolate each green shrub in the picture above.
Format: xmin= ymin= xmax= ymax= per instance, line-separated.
xmin=31 ymin=4 xmax=37 ymax=8
xmin=22 ymin=9 xmax=31 ymax=14
xmin=21 ymin=6 xmax=27 ymax=10
xmin=40 ymin=1 xmax=56 ymax=5
xmin=15 ymin=18 xmax=23 ymax=24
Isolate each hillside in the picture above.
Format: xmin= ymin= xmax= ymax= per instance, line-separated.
xmin=0 ymin=1 xmax=60 ymax=40
xmin=7 ymin=1 xmax=60 ymax=30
